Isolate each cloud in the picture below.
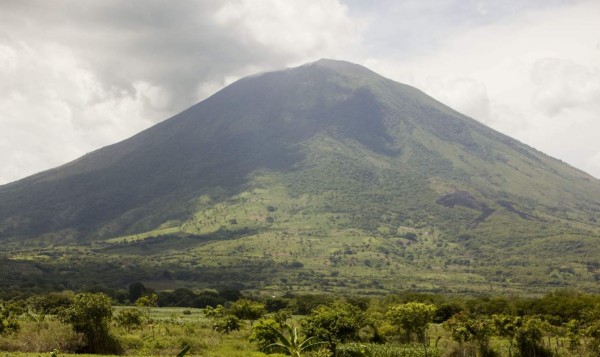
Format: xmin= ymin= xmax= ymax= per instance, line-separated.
xmin=531 ymin=58 xmax=600 ymax=116
xmin=586 ymin=151 xmax=600 ymax=177
xmin=0 ymin=0 xmax=361 ymax=184
xmin=419 ymin=76 xmax=491 ymax=122
xmin=0 ymin=39 xmax=166 ymax=184
xmin=1 ymin=0 xmax=360 ymax=109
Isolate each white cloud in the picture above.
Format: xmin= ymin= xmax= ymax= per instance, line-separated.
xmin=419 ymin=76 xmax=491 ymax=122
xmin=0 ymin=39 xmax=166 ymax=183
xmin=214 ymin=0 xmax=360 ymax=58
xmin=531 ymin=58 xmax=600 ymax=116
xmin=586 ymin=151 xmax=600 ymax=177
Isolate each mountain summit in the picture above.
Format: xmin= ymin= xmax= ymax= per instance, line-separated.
xmin=1 ymin=59 xmax=600 ymax=293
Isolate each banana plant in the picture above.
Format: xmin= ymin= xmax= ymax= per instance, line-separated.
xmin=267 ymin=322 xmax=326 ymax=357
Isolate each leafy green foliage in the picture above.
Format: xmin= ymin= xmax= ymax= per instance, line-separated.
xmin=202 ymin=304 xmax=240 ymax=334
xmin=0 ymin=304 xmax=19 ymax=335
xmin=114 ymin=307 xmax=143 ymax=332
xmin=202 ymin=304 xmax=226 ymax=319
xmin=58 ymin=292 xmax=119 ymax=353
xmin=443 ymin=312 xmax=495 ymax=356
xmin=302 ymin=302 xmax=367 ymax=352
xmin=386 ymin=302 xmax=436 ymax=343
xmin=135 ymin=293 xmax=158 ymax=308
xmin=5 ymin=293 xmax=600 ymax=356
xmin=212 ymin=315 xmax=241 ymax=334
xmin=514 ymin=316 xmax=553 ymax=357
xmin=250 ymin=318 xmax=281 ymax=352
xmin=27 ymin=292 xmax=74 ymax=315
xmin=128 ymin=282 xmax=147 ymax=303
xmin=492 ymin=314 xmax=520 ymax=355
xmin=230 ymin=299 xmax=266 ymax=323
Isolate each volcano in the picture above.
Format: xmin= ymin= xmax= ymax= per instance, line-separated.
xmin=1 ymin=59 xmax=599 ymax=294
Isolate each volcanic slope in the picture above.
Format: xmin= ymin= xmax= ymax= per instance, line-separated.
xmin=1 ymin=59 xmax=600 ymax=294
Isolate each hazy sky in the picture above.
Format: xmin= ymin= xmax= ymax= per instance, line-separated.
xmin=1 ymin=0 xmax=599 ymax=184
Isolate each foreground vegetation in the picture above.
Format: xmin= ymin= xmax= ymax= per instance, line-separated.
xmin=2 ymin=288 xmax=600 ymax=356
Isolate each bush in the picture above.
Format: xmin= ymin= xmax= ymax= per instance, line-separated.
xmin=26 ymin=291 xmax=75 ymax=314
xmin=386 ymin=302 xmax=436 ymax=343
xmin=230 ymin=299 xmax=266 ymax=322
xmin=213 ymin=315 xmax=241 ymax=334
xmin=515 ymin=316 xmax=553 ymax=357
xmin=0 ymin=320 xmax=83 ymax=353
xmin=114 ymin=307 xmax=143 ymax=332
xmin=59 ymin=292 xmax=121 ymax=354
xmin=302 ymin=302 xmax=367 ymax=352
xmin=249 ymin=318 xmax=280 ymax=352
xmin=0 ymin=303 xmax=20 ymax=335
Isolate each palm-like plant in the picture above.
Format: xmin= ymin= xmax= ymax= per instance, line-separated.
xmin=267 ymin=322 xmax=326 ymax=357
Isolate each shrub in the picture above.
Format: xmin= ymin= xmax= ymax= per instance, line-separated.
xmin=0 ymin=320 xmax=83 ymax=353
xmin=230 ymin=299 xmax=266 ymax=323
xmin=114 ymin=307 xmax=143 ymax=332
xmin=249 ymin=318 xmax=280 ymax=352
xmin=443 ymin=312 xmax=496 ymax=357
xmin=302 ymin=302 xmax=367 ymax=352
xmin=26 ymin=291 xmax=75 ymax=314
xmin=213 ymin=315 xmax=241 ymax=334
xmin=59 ymin=292 xmax=121 ymax=354
xmin=386 ymin=302 xmax=436 ymax=343
xmin=515 ymin=316 xmax=553 ymax=357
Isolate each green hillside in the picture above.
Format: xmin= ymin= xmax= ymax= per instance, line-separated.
xmin=1 ymin=59 xmax=599 ymax=295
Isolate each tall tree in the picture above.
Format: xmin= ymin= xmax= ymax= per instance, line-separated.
xmin=59 ymin=293 xmax=118 ymax=353
xmin=386 ymin=302 xmax=436 ymax=343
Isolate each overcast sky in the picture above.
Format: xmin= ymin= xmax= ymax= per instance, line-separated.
xmin=1 ymin=0 xmax=599 ymax=184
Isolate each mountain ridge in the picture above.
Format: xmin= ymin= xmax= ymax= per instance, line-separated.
xmin=1 ymin=59 xmax=600 ymax=294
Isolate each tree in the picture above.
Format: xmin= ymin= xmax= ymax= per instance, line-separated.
xmin=114 ymin=307 xmax=143 ymax=332
xmin=250 ymin=318 xmax=281 ymax=352
xmin=135 ymin=293 xmax=158 ymax=323
xmin=59 ymin=292 xmax=119 ymax=353
xmin=202 ymin=304 xmax=226 ymax=320
xmin=202 ymin=304 xmax=240 ymax=334
xmin=582 ymin=304 xmax=600 ymax=354
xmin=302 ymin=302 xmax=367 ymax=352
xmin=514 ymin=316 xmax=552 ymax=357
xmin=444 ymin=312 xmax=496 ymax=357
xmin=0 ymin=304 xmax=19 ymax=335
xmin=128 ymin=282 xmax=147 ymax=303
xmin=27 ymin=291 xmax=74 ymax=314
xmin=230 ymin=298 xmax=266 ymax=325
xmin=492 ymin=314 xmax=519 ymax=357
xmin=135 ymin=293 xmax=158 ymax=308
xmin=584 ymin=319 xmax=600 ymax=354
xmin=386 ymin=302 xmax=436 ymax=343
xmin=213 ymin=315 xmax=241 ymax=334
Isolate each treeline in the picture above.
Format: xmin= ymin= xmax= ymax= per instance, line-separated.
xmin=14 ymin=285 xmax=600 ymax=324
